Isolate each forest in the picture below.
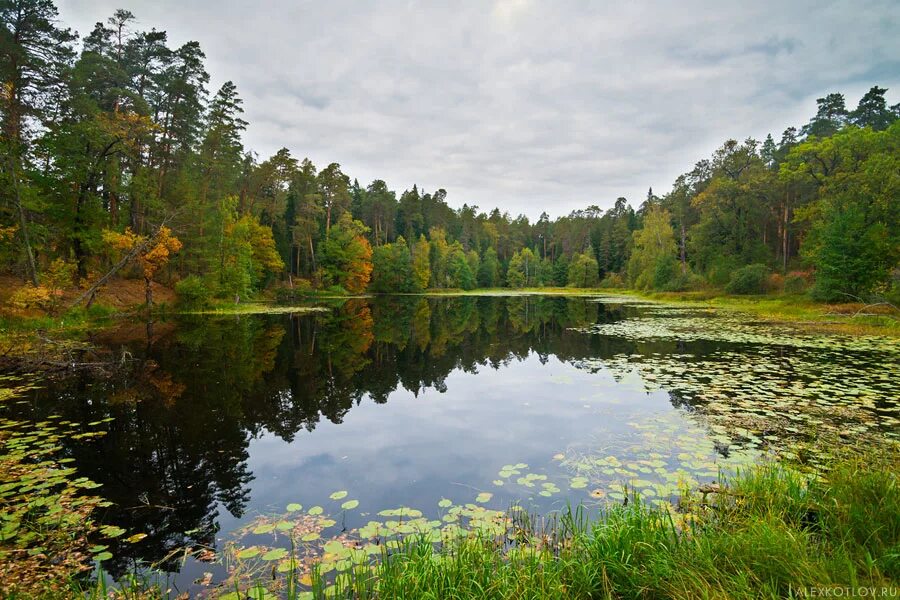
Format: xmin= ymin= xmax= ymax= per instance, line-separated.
xmin=3 ymin=1 xmax=899 ymax=310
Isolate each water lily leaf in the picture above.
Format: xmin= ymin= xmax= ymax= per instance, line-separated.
xmin=301 ymin=532 xmax=320 ymax=542
xmin=324 ymin=540 xmax=344 ymax=554
xmin=286 ymin=503 xmax=302 ymax=512
xmin=253 ymin=524 xmax=275 ymax=535
xmin=341 ymin=500 xmax=359 ymax=510
xmin=308 ymin=506 xmax=323 ymax=516
xmin=475 ymin=492 xmax=492 ymax=503
xmin=329 ymin=491 xmax=348 ymax=500
xmin=438 ymin=498 xmax=452 ymax=508
xmin=262 ymin=548 xmax=288 ymax=561
xmin=101 ymin=525 xmax=126 ymax=538
xmin=237 ymin=546 xmax=260 ymax=560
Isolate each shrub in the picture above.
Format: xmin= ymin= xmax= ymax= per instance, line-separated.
xmin=662 ymin=270 xmax=705 ymax=292
xmin=707 ymin=256 xmax=740 ymax=287
xmin=784 ymin=272 xmax=809 ymax=294
xmin=725 ymin=264 xmax=770 ymax=295
xmin=652 ymin=255 xmax=679 ymax=290
xmin=7 ymin=284 xmax=57 ymax=311
xmin=274 ymin=279 xmax=314 ymax=303
xmin=768 ymin=273 xmax=785 ymax=292
xmin=174 ymin=275 xmax=212 ymax=309
xmin=599 ymin=272 xmax=626 ymax=288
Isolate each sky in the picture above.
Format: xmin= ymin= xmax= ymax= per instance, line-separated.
xmin=57 ymin=0 xmax=900 ymax=219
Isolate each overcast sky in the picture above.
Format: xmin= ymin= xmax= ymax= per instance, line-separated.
xmin=57 ymin=0 xmax=899 ymax=219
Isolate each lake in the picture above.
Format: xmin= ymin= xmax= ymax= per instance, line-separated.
xmin=2 ymin=294 xmax=898 ymax=593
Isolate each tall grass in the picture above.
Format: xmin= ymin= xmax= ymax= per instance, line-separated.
xmin=83 ymin=449 xmax=899 ymax=599
xmin=329 ymin=450 xmax=899 ymax=599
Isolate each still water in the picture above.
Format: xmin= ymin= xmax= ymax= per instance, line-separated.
xmin=4 ymin=294 xmax=898 ymax=591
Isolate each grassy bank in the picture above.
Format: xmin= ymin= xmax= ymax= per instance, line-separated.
xmin=253 ymin=447 xmax=899 ymax=600
xmin=42 ymin=446 xmax=894 ymax=599
xmin=416 ymin=286 xmax=899 ymax=335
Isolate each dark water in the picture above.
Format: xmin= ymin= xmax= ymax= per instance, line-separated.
xmin=3 ymin=294 xmax=898 ymax=591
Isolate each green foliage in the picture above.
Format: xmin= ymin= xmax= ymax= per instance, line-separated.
xmin=706 ymin=255 xmax=741 ymax=287
xmin=410 ymin=235 xmax=431 ymax=291
xmin=566 ymin=251 xmax=599 ymax=288
xmin=600 ymin=272 xmax=626 ymax=288
xmin=371 ymin=236 xmax=417 ymax=293
xmin=627 ymin=207 xmax=677 ymax=290
xmin=0 ymin=0 xmax=896 ymax=308
xmin=507 ymin=248 xmax=537 ymax=288
xmin=789 ymin=123 xmax=900 ymax=301
xmin=806 ymin=201 xmax=893 ymax=302
xmin=175 ymin=275 xmax=212 ymax=308
xmin=446 ymin=243 xmax=476 ymax=290
xmin=477 ymin=247 xmax=501 ymax=288
xmin=783 ymin=272 xmax=809 ymax=294
xmin=652 ymin=254 xmax=679 ymax=290
xmin=725 ymin=264 xmax=771 ymax=295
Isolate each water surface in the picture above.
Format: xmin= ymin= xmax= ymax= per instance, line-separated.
xmin=3 ymin=294 xmax=897 ymax=591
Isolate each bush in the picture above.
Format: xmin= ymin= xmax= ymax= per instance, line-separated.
xmin=274 ymin=279 xmax=314 ymax=303
xmin=7 ymin=284 xmax=57 ymax=311
xmin=784 ymin=272 xmax=810 ymax=294
xmin=174 ymin=275 xmax=212 ymax=309
xmin=725 ymin=264 xmax=770 ymax=295
xmin=662 ymin=270 xmax=705 ymax=292
xmin=599 ymin=272 xmax=626 ymax=288
xmin=707 ymin=256 xmax=741 ymax=287
xmin=768 ymin=273 xmax=785 ymax=292
xmin=652 ymin=255 xmax=679 ymax=290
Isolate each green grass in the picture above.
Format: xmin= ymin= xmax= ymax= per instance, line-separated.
xmin=332 ymin=450 xmax=899 ymax=600
xmin=74 ymin=447 xmax=899 ymax=599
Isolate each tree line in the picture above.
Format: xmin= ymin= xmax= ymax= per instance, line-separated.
xmin=2 ymin=1 xmax=898 ymax=306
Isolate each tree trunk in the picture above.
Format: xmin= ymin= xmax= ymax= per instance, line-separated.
xmin=782 ymin=202 xmax=789 ymax=272
xmin=680 ymin=222 xmax=687 ymax=275
xmin=145 ymin=276 xmax=153 ymax=308
xmin=9 ymin=157 xmax=38 ymax=285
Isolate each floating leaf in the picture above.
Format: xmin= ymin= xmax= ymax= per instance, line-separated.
xmin=101 ymin=525 xmax=126 ymax=538
xmin=286 ymin=503 xmax=302 ymax=512
xmin=301 ymin=532 xmax=320 ymax=542
xmin=237 ymin=546 xmax=260 ymax=560
xmin=329 ymin=491 xmax=348 ymax=500
xmin=341 ymin=499 xmax=359 ymax=510
xmin=475 ymin=492 xmax=492 ymax=503
xmin=308 ymin=506 xmax=323 ymax=516
xmin=262 ymin=548 xmax=288 ymax=561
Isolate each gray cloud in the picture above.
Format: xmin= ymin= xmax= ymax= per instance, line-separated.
xmin=58 ymin=0 xmax=900 ymax=218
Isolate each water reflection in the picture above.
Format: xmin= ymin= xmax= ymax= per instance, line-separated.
xmin=7 ymin=294 xmax=896 ymax=580
xmin=8 ymin=296 xmax=635 ymax=574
